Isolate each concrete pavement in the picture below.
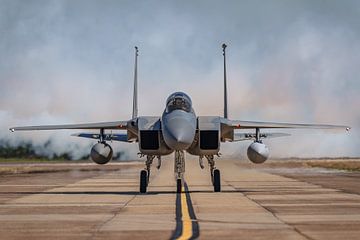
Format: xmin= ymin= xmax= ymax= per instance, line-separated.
xmin=0 ymin=159 xmax=360 ymax=239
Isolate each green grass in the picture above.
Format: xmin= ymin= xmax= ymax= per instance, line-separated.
xmin=306 ymin=161 xmax=360 ymax=172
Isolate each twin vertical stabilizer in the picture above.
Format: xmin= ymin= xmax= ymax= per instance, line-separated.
xmin=131 ymin=44 xmax=228 ymax=120
xmin=222 ymin=43 xmax=228 ymax=119
xmin=132 ymin=46 xmax=139 ymax=119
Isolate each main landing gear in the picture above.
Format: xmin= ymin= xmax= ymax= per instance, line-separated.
xmin=139 ymin=155 xmax=161 ymax=193
xmin=200 ymin=155 xmax=221 ymax=192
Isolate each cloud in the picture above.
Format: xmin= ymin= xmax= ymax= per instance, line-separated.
xmin=0 ymin=0 xmax=359 ymax=159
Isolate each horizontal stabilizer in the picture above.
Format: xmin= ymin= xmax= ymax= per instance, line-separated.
xmin=72 ymin=133 xmax=129 ymax=142
xmin=233 ymin=132 xmax=291 ymax=142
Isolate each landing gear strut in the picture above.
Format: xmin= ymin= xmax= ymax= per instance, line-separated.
xmin=174 ymin=150 xmax=185 ymax=193
xmin=206 ymin=155 xmax=221 ymax=192
xmin=145 ymin=155 xmax=155 ymax=184
xmin=156 ymin=156 xmax=162 ymax=169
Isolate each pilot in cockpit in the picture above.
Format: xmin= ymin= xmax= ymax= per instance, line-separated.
xmin=166 ymin=92 xmax=192 ymax=113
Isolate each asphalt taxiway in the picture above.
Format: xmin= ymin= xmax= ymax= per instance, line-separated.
xmin=0 ymin=159 xmax=360 ymax=240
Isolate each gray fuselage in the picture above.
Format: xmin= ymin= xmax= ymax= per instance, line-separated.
xmin=161 ymin=92 xmax=197 ymax=151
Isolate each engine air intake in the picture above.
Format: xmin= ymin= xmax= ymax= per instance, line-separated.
xmin=140 ymin=130 xmax=160 ymax=150
xmin=200 ymin=130 xmax=219 ymax=150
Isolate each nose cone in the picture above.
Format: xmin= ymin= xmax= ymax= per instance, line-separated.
xmin=163 ymin=111 xmax=196 ymax=150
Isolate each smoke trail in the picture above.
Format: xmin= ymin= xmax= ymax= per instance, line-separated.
xmin=0 ymin=1 xmax=358 ymax=159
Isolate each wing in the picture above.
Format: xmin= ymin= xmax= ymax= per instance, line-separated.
xmin=9 ymin=121 xmax=128 ymax=132
xmin=233 ymin=132 xmax=291 ymax=142
xmin=219 ymin=118 xmax=350 ymax=142
xmin=71 ymin=133 xmax=130 ymax=142
xmin=223 ymin=119 xmax=350 ymax=130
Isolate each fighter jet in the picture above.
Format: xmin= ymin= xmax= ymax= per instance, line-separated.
xmin=9 ymin=45 xmax=350 ymax=193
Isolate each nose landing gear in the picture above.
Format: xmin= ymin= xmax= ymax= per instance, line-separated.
xmin=174 ymin=150 xmax=185 ymax=193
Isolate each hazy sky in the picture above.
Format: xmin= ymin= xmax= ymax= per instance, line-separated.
xmin=0 ymin=0 xmax=359 ymax=159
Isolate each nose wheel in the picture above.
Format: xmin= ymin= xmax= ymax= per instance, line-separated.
xmin=176 ymin=179 xmax=182 ymax=193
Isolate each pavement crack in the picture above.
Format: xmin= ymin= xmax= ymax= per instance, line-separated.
xmin=226 ymin=181 xmax=315 ymax=240
xmin=89 ymin=168 xmax=161 ymax=239
xmin=90 ymin=194 xmax=137 ymax=240
xmin=89 ymin=171 xmax=139 ymax=240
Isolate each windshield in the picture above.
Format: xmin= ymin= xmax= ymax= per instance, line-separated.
xmin=166 ymin=92 xmax=192 ymax=113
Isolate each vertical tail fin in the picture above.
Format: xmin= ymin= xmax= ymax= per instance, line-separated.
xmin=132 ymin=46 xmax=139 ymax=119
xmin=222 ymin=43 xmax=228 ymax=119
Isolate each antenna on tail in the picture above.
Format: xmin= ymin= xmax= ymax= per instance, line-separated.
xmin=132 ymin=46 xmax=139 ymax=119
xmin=222 ymin=43 xmax=228 ymax=119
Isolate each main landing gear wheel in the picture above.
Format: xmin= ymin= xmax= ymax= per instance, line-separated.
xmin=140 ymin=170 xmax=148 ymax=193
xmin=206 ymin=155 xmax=221 ymax=192
xmin=176 ymin=179 xmax=182 ymax=193
xmin=213 ymin=169 xmax=221 ymax=192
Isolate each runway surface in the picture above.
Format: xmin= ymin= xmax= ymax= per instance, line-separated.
xmin=0 ymin=159 xmax=360 ymax=240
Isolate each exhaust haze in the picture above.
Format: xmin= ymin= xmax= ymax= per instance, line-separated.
xmin=0 ymin=0 xmax=359 ymax=159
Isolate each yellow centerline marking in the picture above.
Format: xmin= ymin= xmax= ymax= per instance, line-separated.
xmin=171 ymin=182 xmax=199 ymax=240
xmin=177 ymin=186 xmax=192 ymax=240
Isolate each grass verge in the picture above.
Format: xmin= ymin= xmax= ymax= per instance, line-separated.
xmin=306 ymin=160 xmax=360 ymax=172
xmin=0 ymin=157 xmax=73 ymax=163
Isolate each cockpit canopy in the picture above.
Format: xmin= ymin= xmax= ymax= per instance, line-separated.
xmin=166 ymin=92 xmax=192 ymax=113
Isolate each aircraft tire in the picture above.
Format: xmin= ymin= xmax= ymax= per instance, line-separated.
xmin=140 ymin=170 xmax=148 ymax=193
xmin=213 ymin=169 xmax=221 ymax=192
xmin=176 ymin=179 xmax=182 ymax=193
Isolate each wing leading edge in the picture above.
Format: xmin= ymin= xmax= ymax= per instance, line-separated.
xmin=9 ymin=121 xmax=128 ymax=132
xmin=223 ymin=119 xmax=350 ymax=131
